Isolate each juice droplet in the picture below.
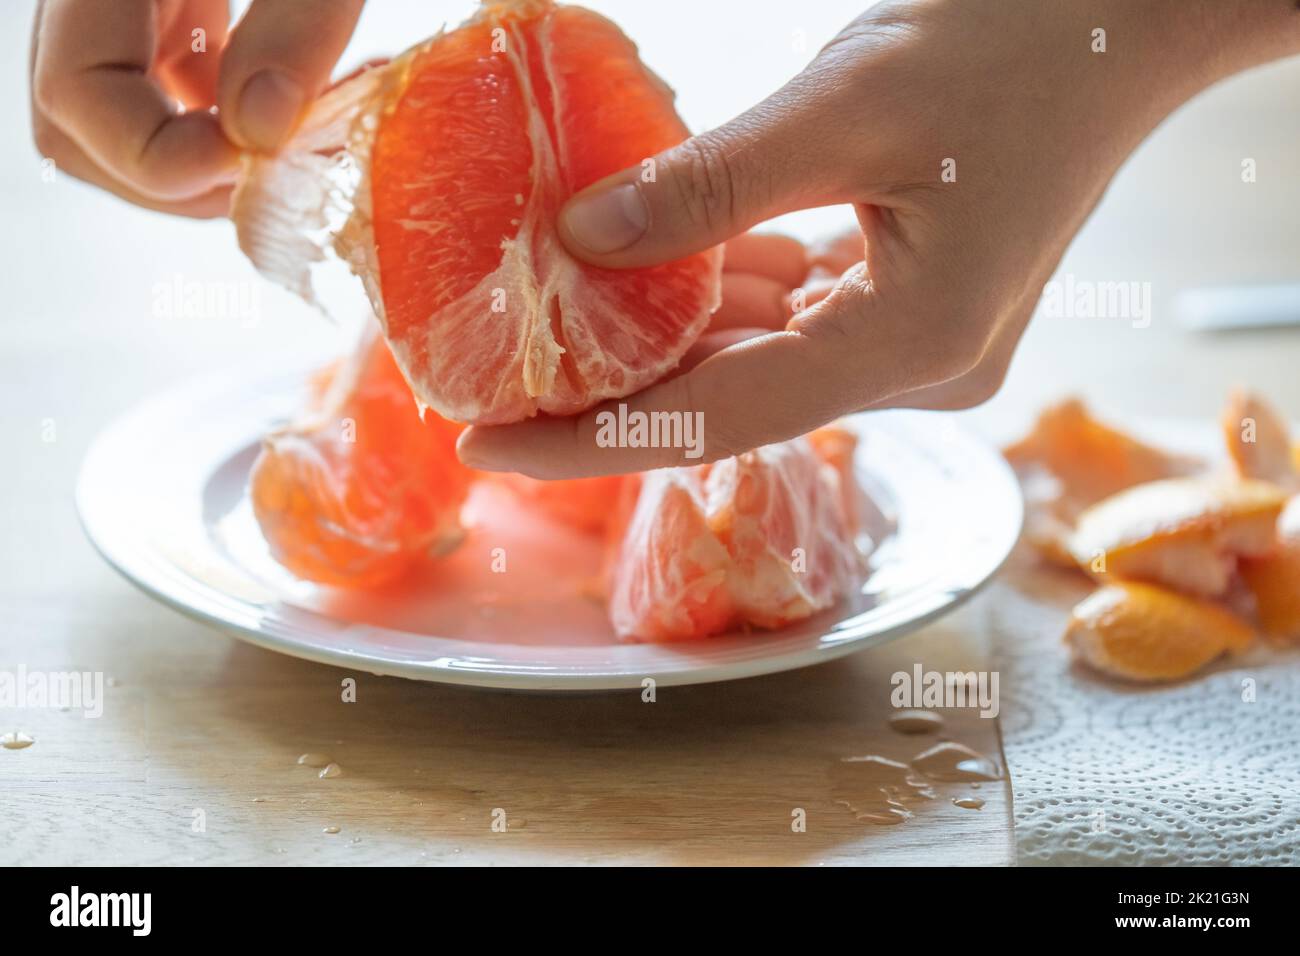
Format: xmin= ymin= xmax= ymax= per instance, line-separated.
xmin=297 ymin=752 xmax=332 ymax=768
xmin=319 ymin=762 xmax=343 ymax=779
xmin=887 ymin=709 xmax=944 ymax=735
xmin=1 ymin=732 xmax=34 ymax=750
xmin=953 ymin=797 xmax=985 ymax=810
xmin=322 ymin=826 xmax=341 ymax=834
xmin=911 ymin=742 xmax=1001 ymax=782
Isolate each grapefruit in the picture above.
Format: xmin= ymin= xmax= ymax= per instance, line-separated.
xmin=249 ymin=323 xmax=472 ymax=587
xmin=233 ymin=0 xmax=722 ymax=425
xmin=605 ymin=427 xmax=866 ymax=642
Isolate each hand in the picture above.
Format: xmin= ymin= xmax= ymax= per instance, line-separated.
xmin=459 ymin=0 xmax=1300 ymax=478
xmin=29 ymin=0 xmax=365 ymax=218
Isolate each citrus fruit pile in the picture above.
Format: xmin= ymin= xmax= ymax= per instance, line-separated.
xmin=1007 ymin=391 xmax=1300 ymax=681
xmin=233 ymin=0 xmax=722 ymax=425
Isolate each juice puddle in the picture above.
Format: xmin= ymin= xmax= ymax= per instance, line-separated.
xmin=833 ymin=734 xmax=1000 ymax=825
xmin=829 ymin=756 xmax=936 ymax=825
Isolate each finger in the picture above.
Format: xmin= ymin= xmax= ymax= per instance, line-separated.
xmin=154 ymin=0 xmax=231 ymax=109
xmin=711 ymin=273 xmax=793 ymax=331
xmin=458 ymin=332 xmax=853 ymax=478
xmin=33 ymin=0 xmax=239 ymax=201
xmin=679 ymin=327 xmax=771 ymax=373
xmin=35 ymin=114 xmax=233 ymax=217
xmin=556 ymin=77 xmax=858 ymax=268
xmin=217 ymin=0 xmax=366 ymax=152
xmin=723 ymin=232 xmax=808 ymax=287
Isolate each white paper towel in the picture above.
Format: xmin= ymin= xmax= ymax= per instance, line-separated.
xmin=985 ymin=560 xmax=1300 ymax=865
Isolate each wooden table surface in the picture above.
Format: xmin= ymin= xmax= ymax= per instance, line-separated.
xmin=2 ymin=588 xmax=1011 ymax=866
xmin=2 ymin=2 xmax=1298 ymax=866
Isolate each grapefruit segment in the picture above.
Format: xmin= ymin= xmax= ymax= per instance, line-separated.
xmin=249 ymin=323 xmax=473 ymax=587
xmin=369 ymin=0 xmax=721 ymax=424
xmin=605 ymin=427 xmax=867 ymax=642
xmin=607 ymin=470 xmax=735 ymax=642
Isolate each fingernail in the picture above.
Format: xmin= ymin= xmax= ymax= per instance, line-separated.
xmin=456 ymin=430 xmax=503 ymax=472
xmin=236 ymin=70 xmax=305 ymax=152
xmin=562 ymin=183 xmax=649 ymax=254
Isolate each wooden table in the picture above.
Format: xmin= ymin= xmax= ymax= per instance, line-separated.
xmin=2 ymin=1 xmax=1298 ymax=866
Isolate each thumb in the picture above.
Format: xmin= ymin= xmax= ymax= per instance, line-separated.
xmin=217 ymin=0 xmax=365 ymax=153
xmin=558 ymin=100 xmax=845 ymax=268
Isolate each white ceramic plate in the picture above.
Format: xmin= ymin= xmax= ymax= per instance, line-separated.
xmin=77 ymin=365 xmax=1023 ymax=690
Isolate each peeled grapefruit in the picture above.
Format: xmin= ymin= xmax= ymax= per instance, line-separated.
xmin=233 ymin=0 xmax=722 ymax=426
xmin=249 ymin=323 xmax=472 ymax=587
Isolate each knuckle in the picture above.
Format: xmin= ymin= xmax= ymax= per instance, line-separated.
xmin=31 ymin=69 xmax=63 ymax=121
xmin=926 ymin=302 xmax=997 ymax=382
xmin=944 ymin=363 xmax=1008 ymax=409
xmin=934 ymin=333 xmax=985 ymax=382
xmin=680 ymin=376 xmax=742 ymax=464
xmin=669 ymin=135 xmax=740 ymax=233
xmin=31 ymin=117 xmax=62 ymax=160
